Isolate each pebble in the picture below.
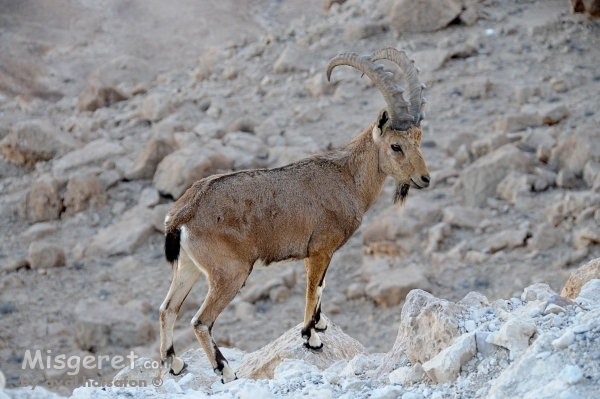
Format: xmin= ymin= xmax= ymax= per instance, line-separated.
xmin=572 ymin=324 xmax=591 ymax=334
xmin=560 ymin=365 xmax=583 ymax=385
xmin=544 ymin=304 xmax=566 ymax=315
xmin=552 ymin=330 xmax=575 ymax=350
xmin=465 ymin=320 xmax=477 ymax=332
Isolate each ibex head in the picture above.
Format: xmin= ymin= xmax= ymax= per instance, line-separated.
xmin=327 ymin=47 xmax=430 ymax=204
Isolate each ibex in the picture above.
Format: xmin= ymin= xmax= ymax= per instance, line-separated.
xmin=159 ymin=47 xmax=430 ymax=383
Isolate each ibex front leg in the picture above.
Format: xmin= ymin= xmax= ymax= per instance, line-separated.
xmin=301 ymin=253 xmax=331 ymax=349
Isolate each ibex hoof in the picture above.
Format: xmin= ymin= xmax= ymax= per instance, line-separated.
xmin=169 ymin=360 xmax=187 ymax=376
xmin=304 ymin=341 xmax=324 ymax=351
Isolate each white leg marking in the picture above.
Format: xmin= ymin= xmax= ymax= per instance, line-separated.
xmin=171 ymin=357 xmax=185 ymax=374
xmin=308 ymin=329 xmax=322 ymax=348
xmin=315 ymin=315 xmax=327 ymax=330
xmin=221 ymin=363 xmax=236 ymax=383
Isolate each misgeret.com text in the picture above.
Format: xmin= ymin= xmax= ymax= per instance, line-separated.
xmin=20 ymin=350 xmax=164 ymax=389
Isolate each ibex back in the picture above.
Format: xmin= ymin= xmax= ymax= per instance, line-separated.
xmin=159 ymin=47 xmax=430 ymax=383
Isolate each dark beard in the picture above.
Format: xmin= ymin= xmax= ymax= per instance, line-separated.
xmin=393 ymin=182 xmax=410 ymax=204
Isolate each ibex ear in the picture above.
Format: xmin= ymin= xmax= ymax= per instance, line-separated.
xmin=373 ymin=108 xmax=389 ymax=142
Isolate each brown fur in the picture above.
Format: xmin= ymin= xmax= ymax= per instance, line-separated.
xmin=159 ymin=110 xmax=430 ymax=382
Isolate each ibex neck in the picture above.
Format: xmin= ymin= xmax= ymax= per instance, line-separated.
xmin=344 ymin=123 xmax=387 ymax=212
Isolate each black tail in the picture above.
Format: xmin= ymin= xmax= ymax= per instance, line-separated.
xmin=164 ymin=228 xmax=181 ymax=265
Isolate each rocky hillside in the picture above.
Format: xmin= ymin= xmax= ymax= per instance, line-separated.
xmin=1 ymin=0 xmax=600 ymax=397
xmin=2 ymin=261 xmax=600 ymax=398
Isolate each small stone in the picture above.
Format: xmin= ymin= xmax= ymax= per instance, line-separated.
xmin=22 ymin=223 xmax=58 ymax=242
xmin=572 ymin=324 xmax=591 ymax=334
xmin=422 ymin=333 xmax=476 ymax=383
xmin=272 ymin=43 xmax=312 ymax=73
xmin=389 ymin=363 xmax=426 ymax=385
xmin=552 ymin=330 xmax=575 ymax=350
xmin=138 ymin=187 xmax=160 ymax=207
xmin=486 ymin=317 xmax=536 ymax=360
xmin=464 ymin=320 xmax=477 ymax=332
xmin=544 ymin=304 xmax=566 ymax=315
xmin=28 ymin=242 xmax=66 ymax=269
xmin=560 ymin=365 xmax=583 ymax=385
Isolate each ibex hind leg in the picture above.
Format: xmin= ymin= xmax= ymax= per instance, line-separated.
xmin=314 ymin=279 xmax=327 ymax=331
xmin=159 ymin=249 xmax=201 ymax=375
xmin=190 ymin=260 xmax=250 ymax=383
xmin=302 ymin=254 xmax=331 ymax=349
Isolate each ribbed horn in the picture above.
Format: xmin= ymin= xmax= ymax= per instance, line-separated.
xmin=370 ymin=47 xmax=426 ymax=125
xmin=327 ymin=52 xmax=413 ymax=131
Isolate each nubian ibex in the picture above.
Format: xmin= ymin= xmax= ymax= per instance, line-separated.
xmin=159 ymin=47 xmax=430 ymax=383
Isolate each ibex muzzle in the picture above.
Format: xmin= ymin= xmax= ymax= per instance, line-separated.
xmin=159 ymin=47 xmax=430 ymax=383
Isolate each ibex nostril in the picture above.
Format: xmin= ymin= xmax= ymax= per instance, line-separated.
xmin=421 ymin=176 xmax=430 ymax=184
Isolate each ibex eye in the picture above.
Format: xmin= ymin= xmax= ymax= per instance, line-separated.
xmin=391 ymin=144 xmax=403 ymax=153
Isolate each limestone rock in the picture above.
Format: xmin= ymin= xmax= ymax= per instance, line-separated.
xmin=463 ymin=78 xmax=491 ymax=100
xmin=528 ymin=222 xmax=562 ymax=251
xmin=572 ymin=226 xmax=600 ymax=250
xmin=487 ymin=228 xmax=530 ymax=253
xmin=521 ymin=283 xmax=557 ymax=302
xmin=561 ymin=258 xmax=600 ymax=298
xmin=364 ymin=257 xmax=431 ymax=308
xmin=494 ymin=113 xmax=543 ymax=133
xmin=126 ymin=125 xmax=177 ymax=180
xmin=22 ymin=222 xmax=58 ymax=242
xmin=389 ymin=363 xmax=426 ymax=385
xmin=78 ymin=55 xmax=154 ymax=112
xmin=113 ymin=357 xmax=160 ymax=385
xmin=74 ymin=299 xmax=155 ymax=351
xmin=273 ymin=44 xmax=312 ymax=73
xmin=63 ymin=173 xmax=107 ymax=214
xmin=236 ymin=316 xmax=367 ymax=379
xmin=304 ymin=73 xmax=332 ymax=97
xmin=442 ymin=206 xmax=486 ymax=229
xmin=458 ymin=292 xmax=489 ymax=309
xmin=152 ymin=203 xmax=173 ymax=233
xmin=28 ymin=241 xmax=66 ymax=269
xmin=0 ymin=120 xmax=78 ymax=166
xmin=411 ymin=49 xmax=451 ymax=72
xmin=486 ymin=317 xmax=536 ymax=360
xmin=390 ymin=0 xmax=463 ymax=34
xmin=395 ymin=290 xmax=465 ymax=364
xmin=423 ymin=333 xmax=476 ymax=383
xmin=549 ymin=137 xmax=591 ymax=176
xmin=143 ymin=92 xmax=173 ymax=122
xmin=153 ymin=146 xmax=231 ymax=199
xmin=84 ymin=205 xmax=154 ymax=257
xmin=457 ymin=144 xmax=533 ymax=207
xmin=577 ymin=279 xmax=600 ymax=304
xmin=18 ymin=177 xmax=63 ymax=223
xmin=344 ymin=18 xmax=387 ymax=40
xmin=52 ymin=139 xmax=125 ymax=176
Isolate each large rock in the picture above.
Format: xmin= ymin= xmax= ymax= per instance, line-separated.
xmin=561 ymin=258 xmax=600 ymax=299
xmin=18 ymin=177 xmax=63 ymax=222
xmin=78 ymin=55 xmax=154 ymax=112
xmin=0 ymin=120 xmax=78 ymax=166
xmin=486 ymin=317 xmax=536 ymax=360
xmin=74 ymin=299 xmax=155 ymax=351
xmin=457 ymin=144 xmax=534 ymax=207
xmin=442 ymin=206 xmax=486 ymax=229
xmin=549 ymin=136 xmax=591 ymax=176
xmin=153 ymin=146 xmax=231 ymax=199
xmin=422 ymin=333 xmax=476 ymax=383
xmin=52 ymin=139 xmax=125 ymax=176
xmin=272 ymin=44 xmax=313 ymax=73
xmin=84 ymin=205 xmax=154 ymax=257
xmin=28 ymin=242 xmax=66 ymax=269
xmin=63 ymin=173 xmax=107 ymax=214
xmin=236 ymin=316 xmax=367 ymax=379
xmin=125 ymin=124 xmax=177 ymax=180
xmin=395 ymin=290 xmax=465 ymax=364
xmin=390 ymin=0 xmax=463 ymax=34
xmin=363 ymin=256 xmax=431 ymax=308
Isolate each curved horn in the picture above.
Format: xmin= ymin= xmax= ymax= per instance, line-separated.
xmin=327 ymin=52 xmax=413 ymax=130
xmin=370 ymin=47 xmax=426 ymax=125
